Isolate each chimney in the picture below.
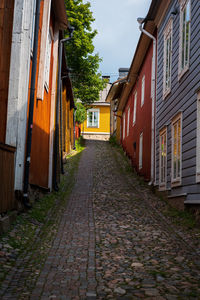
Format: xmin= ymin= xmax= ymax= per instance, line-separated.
xmin=102 ymin=75 xmax=110 ymax=82
xmin=118 ymin=68 xmax=129 ymax=79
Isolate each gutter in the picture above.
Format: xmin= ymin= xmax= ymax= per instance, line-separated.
xmin=23 ymin=0 xmax=41 ymax=208
xmin=138 ymin=19 xmax=156 ymax=185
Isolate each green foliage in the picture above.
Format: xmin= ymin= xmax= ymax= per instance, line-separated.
xmin=109 ymin=135 xmax=118 ymax=147
xmin=75 ymin=136 xmax=85 ymax=151
xmin=75 ymin=102 xmax=87 ymax=124
xmin=65 ymin=0 xmax=106 ymax=104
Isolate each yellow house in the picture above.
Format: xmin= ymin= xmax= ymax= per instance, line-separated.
xmin=106 ymin=77 xmax=127 ymax=144
xmin=81 ymin=83 xmax=111 ymax=140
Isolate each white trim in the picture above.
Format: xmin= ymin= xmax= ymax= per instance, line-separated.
xmin=159 ymin=127 xmax=167 ymax=190
xmin=127 ymin=107 xmax=130 ymax=136
xmin=37 ymin=0 xmax=51 ymax=100
xmin=171 ymin=113 xmax=182 ymax=187
xmin=196 ymin=92 xmax=200 ymax=183
xmin=141 ymin=75 xmax=145 ymax=106
xmin=87 ymin=108 xmax=100 ymax=128
xmin=139 ymin=132 xmax=143 ymax=170
xmin=178 ymin=0 xmax=191 ymax=80
xmin=163 ymin=18 xmax=173 ymax=99
xmin=123 ymin=112 xmax=126 ymax=140
xmin=82 ymin=132 xmax=110 ymax=135
xmin=44 ymin=28 xmax=53 ymax=93
xmin=6 ymin=0 xmax=34 ymax=190
xmin=48 ymin=28 xmax=59 ymax=191
xmin=133 ymin=92 xmax=137 ymax=125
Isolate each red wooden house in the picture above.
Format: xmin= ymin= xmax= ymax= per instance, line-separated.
xmin=117 ymin=2 xmax=160 ymax=183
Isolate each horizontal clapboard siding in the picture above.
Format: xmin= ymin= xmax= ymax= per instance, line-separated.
xmin=156 ymin=0 xmax=200 ymax=202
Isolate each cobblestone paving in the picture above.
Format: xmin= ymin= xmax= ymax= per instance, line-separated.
xmin=0 ymin=140 xmax=200 ymax=299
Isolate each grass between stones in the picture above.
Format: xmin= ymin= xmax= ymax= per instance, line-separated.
xmin=109 ymin=141 xmax=199 ymax=231
xmin=0 ymin=142 xmax=85 ymax=288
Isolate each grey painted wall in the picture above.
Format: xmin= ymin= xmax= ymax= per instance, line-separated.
xmin=155 ymin=0 xmax=200 ymax=202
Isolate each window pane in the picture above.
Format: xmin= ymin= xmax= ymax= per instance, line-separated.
xmin=88 ymin=112 xmax=93 ymax=127
xmin=93 ymin=111 xmax=98 ymax=127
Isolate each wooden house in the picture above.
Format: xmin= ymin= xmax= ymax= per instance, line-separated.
xmin=106 ymin=77 xmax=127 ymax=144
xmin=0 ymin=0 xmax=74 ymax=213
xmin=81 ymin=83 xmax=111 ymax=141
xmin=155 ymin=0 xmax=200 ymax=208
xmin=112 ymin=1 xmax=163 ymax=182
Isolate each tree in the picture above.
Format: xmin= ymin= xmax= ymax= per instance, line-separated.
xmin=65 ymin=0 xmax=106 ymax=105
xmin=75 ymin=102 xmax=87 ymax=124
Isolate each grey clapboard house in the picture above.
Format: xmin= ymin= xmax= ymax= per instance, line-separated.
xmin=155 ymin=0 xmax=200 ymax=208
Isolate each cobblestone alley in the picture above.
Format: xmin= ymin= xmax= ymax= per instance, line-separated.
xmin=1 ymin=140 xmax=200 ymax=300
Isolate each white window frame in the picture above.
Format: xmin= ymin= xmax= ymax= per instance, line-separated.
xmin=139 ymin=132 xmax=143 ymax=170
xmin=159 ymin=127 xmax=167 ymax=190
xmin=127 ymin=107 xmax=130 ymax=136
xmin=44 ymin=28 xmax=53 ymax=92
xmin=31 ymin=0 xmax=37 ymax=54
xmin=196 ymin=91 xmax=200 ymax=183
xmin=163 ymin=18 xmax=173 ymax=99
xmin=37 ymin=0 xmax=51 ymax=100
xmin=171 ymin=113 xmax=182 ymax=187
xmin=178 ymin=0 xmax=191 ymax=79
xmin=141 ymin=75 xmax=145 ymax=106
xmin=87 ymin=108 xmax=100 ymax=128
xmin=133 ymin=92 xmax=137 ymax=125
xmin=123 ymin=112 xmax=126 ymax=140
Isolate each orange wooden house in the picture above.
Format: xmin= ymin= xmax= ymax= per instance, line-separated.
xmin=0 ymin=0 xmax=75 ymax=213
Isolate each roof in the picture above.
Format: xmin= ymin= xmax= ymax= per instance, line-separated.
xmin=105 ymin=77 xmax=127 ymax=104
xmin=52 ymin=0 xmax=68 ymax=30
xmin=117 ymin=0 xmax=166 ymax=111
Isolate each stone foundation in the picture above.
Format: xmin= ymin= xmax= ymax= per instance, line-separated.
xmin=82 ymin=133 xmax=110 ymax=141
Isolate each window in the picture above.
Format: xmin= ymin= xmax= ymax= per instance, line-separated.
xmin=196 ymin=92 xmax=200 ymax=182
xmin=159 ymin=128 xmax=167 ymax=189
xmin=139 ymin=132 xmax=143 ymax=169
xmin=133 ymin=92 xmax=137 ymax=124
xmin=44 ymin=29 xmax=52 ymax=92
xmin=141 ymin=75 xmax=145 ymax=106
xmin=31 ymin=0 xmax=37 ymax=53
xmin=171 ymin=114 xmax=182 ymax=185
xmin=163 ymin=19 xmax=173 ymax=98
xmin=87 ymin=109 xmax=99 ymax=128
xmin=127 ymin=108 xmax=130 ymax=136
xmin=123 ymin=113 xmax=126 ymax=140
xmin=179 ymin=0 xmax=191 ymax=78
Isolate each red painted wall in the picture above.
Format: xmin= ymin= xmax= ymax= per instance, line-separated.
xmin=121 ymin=42 xmax=153 ymax=181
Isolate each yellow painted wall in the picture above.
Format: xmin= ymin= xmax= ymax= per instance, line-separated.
xmin=81 ymin=105 xmax=110 ymax=133
xmin=62 ymin=85 xmax=74 ymax=154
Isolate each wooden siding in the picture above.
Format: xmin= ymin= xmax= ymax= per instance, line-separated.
xmin=121 ymin=42 xmax=153 ymax=181
xmin=62 ymin=83 xmax=73 ymax=154
xmin=155 ymin=0 xmax=200 ymax=201
xmin=29 ymin=3 xmax=53 ymax=189
xmin=0 ymin=0 xmax=14 ymax=143
xmin=0 ymin=143 xmax=16 ymax=213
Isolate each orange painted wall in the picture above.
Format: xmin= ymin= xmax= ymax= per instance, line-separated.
xmin=29 ymin=1 xmax=54 ymax=188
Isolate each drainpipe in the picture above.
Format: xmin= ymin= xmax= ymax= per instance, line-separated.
xmin=53 ymin=26 xmax=74 ymax=191
xmin=23 ymin=0 xmax=41 ymax=207
xmin=137 ymin=18 xmax=156 ymax=185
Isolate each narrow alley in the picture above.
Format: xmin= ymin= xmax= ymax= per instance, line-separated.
xmin=1 ymin=141 xmax=200 ymax=299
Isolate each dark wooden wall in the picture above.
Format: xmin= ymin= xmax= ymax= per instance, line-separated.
xmin=0 ymin=143 xmax=16 ymax=213
xmin=0 ymin=0 xmax=14 ymax=143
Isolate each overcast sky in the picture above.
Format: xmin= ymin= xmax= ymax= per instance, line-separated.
xmin=88 ymin=0 xmax=151 ymax=82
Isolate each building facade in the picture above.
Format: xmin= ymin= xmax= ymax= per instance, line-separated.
xmin=155 ymin=0 xmax=200 ymax=207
